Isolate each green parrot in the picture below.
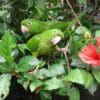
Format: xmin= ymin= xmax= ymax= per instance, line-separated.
xmin=21 ymin=13 xmax=83 ymax=35
xmin=21 ymin=19 xmax=69 ymax=35
xmin=27 ymin=29 xmax=64 ymax=56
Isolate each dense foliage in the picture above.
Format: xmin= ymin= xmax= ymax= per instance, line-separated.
xmin=0 ymin=0 xmax=100 ymax=100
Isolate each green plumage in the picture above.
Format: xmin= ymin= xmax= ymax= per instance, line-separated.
xmin=27 ymin=29 xmax=64 ymax=56
xmin=21 ymin=19 xmax=69 ymax=35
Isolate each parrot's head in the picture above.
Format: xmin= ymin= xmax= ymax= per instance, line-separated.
xmin=50 ymin=29 xmax=64 ymax=45
xmin=21 ymin=19 xmax=41 ymax=34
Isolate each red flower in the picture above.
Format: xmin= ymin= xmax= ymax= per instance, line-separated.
xmin=96 ymin=37 xmax=100 ymax=48
xmin=79 ymin=37 xmax=100 ymax=67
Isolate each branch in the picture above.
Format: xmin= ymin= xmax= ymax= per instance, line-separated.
xmin=66 ymin=0 xmax=82 ymax=25
xmin=91 ymin=0 xmax=98 ymax=17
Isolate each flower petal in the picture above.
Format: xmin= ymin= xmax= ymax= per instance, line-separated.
xmin=79 ymin=44 xmax=100 ymax=67
xmin=96 ymin=36 xmax=100 ymax=48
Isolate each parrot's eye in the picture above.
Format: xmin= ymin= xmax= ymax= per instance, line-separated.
xmin=53 ymin=30 xmax=58 ymax=34
xmin=27 ymin=22 xmax=32 ymax=25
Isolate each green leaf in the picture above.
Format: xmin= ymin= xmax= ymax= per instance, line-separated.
xmin=49 ymin=64 xmax=65 ymax=76
xmin=40 ymin=91 xmax=52 ymax=100
xmin=17 ymin=73 xmax=43 ymax=91
xmin=64 ymin=69 xmax=84 ymax=84
xmin=75 ymin=26 xmax=91 ymax=35
xmin=77 ymin=0 xmax=85 ymax=4
xmin=71 ymin=56 xmax=87 ymax=68
xmin=0 ymin=10 xmax=8 ymax=17
xmin=88 ymin=82 xmax=98 ymax=95
xmin=19 ymin=79 xmax=30 ymax=91
xmin=0 ymin=30 xmax=16 ymax=63
xmin=0 ymin=23 xmax=5 ymax=34
xmin=30 ymin=80 xmax=43 ymax=92
xmin=0 ymin=63 xmax=16 ymax=73
xmin=69 ymin=87 xmax=80 ymax=100
xmin=17 ymin=76 xmax=30 ymax=90
xmin=18 ymin=44 xmax=30 ymax=54
xmin=16 ymin=56 xmax=40 ymax=72
xmin=64 ymin=69 xmax=93 ymax=88
xmin=0 ymin=56 xmax=5 ymax=63
xmin=27 ymin=0 xmax=35 ymax=9
xmin=55 ymin=58 xmax=66 ymax=65
xmin=34 ymin=0 xmax=48 ymax=19
xmin=0 ymin=74 xmax=11 ymax=100
xmin=49 ymin=0 xmax=59 ymax=4
xmin=92 ymin=68 xmax=100 ymax=84
xmin=23 ymin=80 xmax=30 ymax=90
xmin=36 ymin=68 xmax=50 ymax=79
xmin=38 ymin=60 xmax=46 ymax=68
xmin=95 ymin=30 xmax=100 ymax=37
xmin=43 ymin=77 xmax=64 ymax=90
xmin=36 ymin=64 xmax=65 ymax=79
xmin=57 ymin=85 xmax=70 ymax=96
xmin=23 ymin=73 xmax=35 ymax=81
xmin=81 ymin=69 xmax=94 ymax=89
xmin=69 ymin=36 xmax=85 ymax=54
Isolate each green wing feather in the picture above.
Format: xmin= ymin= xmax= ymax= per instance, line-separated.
xmin=27 ymin=34 xmax=41 ymax=51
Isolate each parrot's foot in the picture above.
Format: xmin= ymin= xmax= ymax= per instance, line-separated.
xmin=57 ymin=47 xmax=68 ymax=53
xmin=56 ymin=46 xmax=68 ymax=53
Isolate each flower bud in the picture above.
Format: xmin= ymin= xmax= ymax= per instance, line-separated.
xmin=84 ymin=31 xmax=91 ymax=39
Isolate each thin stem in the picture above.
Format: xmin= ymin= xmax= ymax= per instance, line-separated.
xmin=64 ymin=51 xmax=70 ymax=71
xmin=91 ymin=0 xmax=98 ymax=17
xmin=56 ymin=42 xmax=71 ymax=71
xmin=66 ymin=0 xmax=82 ymax=26
xmin=28 ymin=65 xmax=39 ymax=75
xmin=3 ymin=1 xmax=7 ymax=32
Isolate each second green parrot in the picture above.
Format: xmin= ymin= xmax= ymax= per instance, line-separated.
xmin=21 ymin=19 xmax=69 ymax=35
xmin=27 ymin=29 xmax=64 ymax=56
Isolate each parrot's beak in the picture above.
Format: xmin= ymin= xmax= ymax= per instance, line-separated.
xmin=51 ymin=36 xmax=61 ymax=45
xmin=21 ymin=25 xmax=29 ymax=33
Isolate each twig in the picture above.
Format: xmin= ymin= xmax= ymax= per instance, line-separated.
xmin=66 ymin=0 xmax=82 ymax=25
xmin=64 ymin=51 xmax=70 ymax=71
xmin=3 ymin=1 xmax=7 ymax=32
xmin=91 ymin=0 xmax=98 ymax=17
xmin=64 ymin=42 xmax=70 ymax=71
xmin=28 ymin=65 xmax=39 ymax=75
xmin=56 ymin=43 xmax=70 ymax=71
